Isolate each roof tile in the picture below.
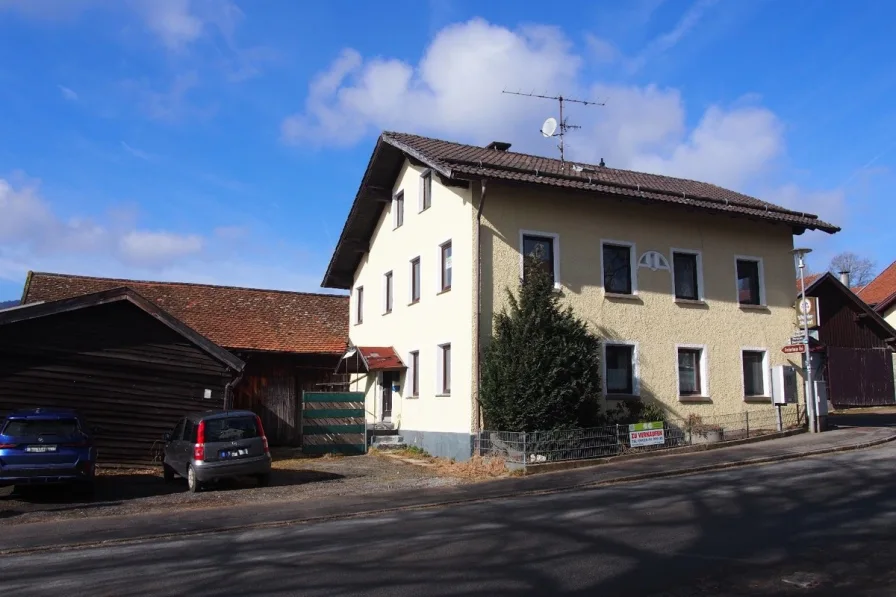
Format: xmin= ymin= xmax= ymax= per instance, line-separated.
xmin=23 ymin=273 xmax=349 ymax=354
xmin=859 ymin=260 xmax=896 ymax=306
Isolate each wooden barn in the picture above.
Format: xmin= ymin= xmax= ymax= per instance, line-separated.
xmin=17 ymin=272 xmax=349 ymax=452
xmin=803 ymin=273 xmax=896 ymax=408
xmin=0 ymin=288 xmax=244 ymax=464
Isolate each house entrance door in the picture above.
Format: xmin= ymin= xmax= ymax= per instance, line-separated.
xmin=380 ymin=371 xmax=394 ymax=421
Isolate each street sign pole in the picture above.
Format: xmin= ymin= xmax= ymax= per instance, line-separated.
xmin=795 ymin=250 xmax=817 ymax=433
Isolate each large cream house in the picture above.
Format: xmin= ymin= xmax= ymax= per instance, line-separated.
xmin=322 ymin=132 xmax=840 ymax=460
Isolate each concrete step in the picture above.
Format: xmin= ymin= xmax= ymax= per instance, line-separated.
xmin=371 ymin=435 xmax=406 ymax=447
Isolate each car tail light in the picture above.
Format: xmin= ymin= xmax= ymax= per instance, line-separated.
xmin=255 ymin=415 xmax=270 ymax=454
xmin=193 ymin=420 xmax=206 ymax=461
xmin=0 ymin=443 xmax=15 ymax=449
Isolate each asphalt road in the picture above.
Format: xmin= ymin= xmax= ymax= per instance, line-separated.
xmin=2 ymin=443 xmax=896 ymax=597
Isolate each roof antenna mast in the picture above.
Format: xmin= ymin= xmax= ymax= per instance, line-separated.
xmin=502 ymin=89 xmax=604 ymax=163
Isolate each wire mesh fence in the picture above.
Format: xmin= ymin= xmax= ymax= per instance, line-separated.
xmin=475 ymin=406 xmax=806 ymax=471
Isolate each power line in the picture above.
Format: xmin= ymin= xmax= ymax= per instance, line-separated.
xmin=502 ymin=89 xmax=604 ymax=162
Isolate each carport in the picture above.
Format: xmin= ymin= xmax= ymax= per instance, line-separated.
xmin=0 ymin=288 xmax=244 ymax=465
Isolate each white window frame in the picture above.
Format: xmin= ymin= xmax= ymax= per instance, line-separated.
xmin=382 ymin=271 xmax=393 ymax=314
xmin=734 ymin=255 xmax=766 ymax=306
xmin=603 ymin=341 xmax=640 ymax=397
xmin=519 ymin=229 xmax=561 ymax=290
xmin=675 ymin=343 xmax=709 ymax=398
xmin=392 ymin=190 xmax=404 ymax=229
xmin=419 ymin=169 xmax=432 ymax=212
xmin=407 ymin=350 xmax=420 ymax=398
xmin=670 ymin=248 xmax=704 ymax=301
xmin=741 ymin=347 xmax=771 ymax=399
xmin=436 ymin=237 xmax=452 ymax=294
xmin=355 ymin=286 xmax=364 ymax=325
xmin=601 ymin=239 xmax=638 ymax=295
xmin=409 ymin=256 xmax=421 ymax=304
xmin=436 ymin=342 xmax=451 ymax=396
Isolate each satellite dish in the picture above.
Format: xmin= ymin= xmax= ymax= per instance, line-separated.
xmin=541 ymin=117 xmax=558 ymax=137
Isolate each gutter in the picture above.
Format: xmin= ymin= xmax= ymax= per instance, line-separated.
xmin=472 ymin=180 xmax=488 ymax=435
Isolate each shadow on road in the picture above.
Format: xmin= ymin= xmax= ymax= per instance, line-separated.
xmin=2 ymin=447 xmax=894 ymax=596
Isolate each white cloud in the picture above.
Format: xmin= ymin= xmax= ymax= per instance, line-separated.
xmin=0 ymin=176 xmax=336 ymax=295
xmin=283 ymin=19 xmax=786 ymax=190
xmin=120 ymin=141 xmax=154 ymax=161
xmin=0 ymin=176 xmax=202 ymax=271
xmin=118 ymin=230 xmax=204 ymax=267
xmin=131 ymin=0 xmax=203 ymax=51
xmin=58 ymin=85 xmax=78 ymax=101
xmin=763 ymin=184 xmax=847 ymax=248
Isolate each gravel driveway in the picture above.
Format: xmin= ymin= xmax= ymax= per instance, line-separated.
xmin=0 ymin=451 xmax=466 ymax=526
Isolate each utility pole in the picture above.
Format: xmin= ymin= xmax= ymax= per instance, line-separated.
xmin=793 ymin=248 xmax=818 ymax=433
xmin=502 ymin=90 xmax=603 ymax=162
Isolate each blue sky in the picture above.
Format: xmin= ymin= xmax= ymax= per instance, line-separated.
xmin=1 ymin=0 xmax=894 ymax=300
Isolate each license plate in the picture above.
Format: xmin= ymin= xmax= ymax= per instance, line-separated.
xmin=220 ymin=448 xmax=249 ymax=458
xmin=26 ymin=445 xmax=57 ymax=453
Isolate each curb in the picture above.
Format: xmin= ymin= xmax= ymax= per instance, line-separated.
xmin=2 ymin=432 xmax=894 ymax=557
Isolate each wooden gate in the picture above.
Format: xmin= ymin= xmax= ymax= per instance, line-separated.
xmin=827 ymin=347 xmax=895 ymax=407
xmin=302 ymin=391 xmax=366 ymax=455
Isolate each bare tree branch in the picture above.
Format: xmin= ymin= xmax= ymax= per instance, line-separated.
xmin=828 ymin=252 xmax=878 ymax=286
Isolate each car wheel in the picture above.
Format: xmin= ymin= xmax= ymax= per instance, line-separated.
xmin=163 ymin=463 xmax=176 ymax=483
xmin=187 ymin=465 xmax=201 ymax=493
xmin=256 ymin=473 xmax=271 ymax=488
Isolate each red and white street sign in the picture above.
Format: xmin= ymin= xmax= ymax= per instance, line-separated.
xmin=782 ymin=344 xmax=806 ymax=354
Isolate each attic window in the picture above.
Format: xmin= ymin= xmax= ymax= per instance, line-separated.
xmin=486 ymin=141 xmax=512 ymax=151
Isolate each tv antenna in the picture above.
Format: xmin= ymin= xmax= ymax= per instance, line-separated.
xmin=503 ymin=90 xmax=604 ymax=162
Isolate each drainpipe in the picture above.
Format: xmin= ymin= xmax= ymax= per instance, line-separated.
xmin=473 ymin=179 xmax=488 ymax=434
xmin=224 ymin=367 xmax=245 ymax=412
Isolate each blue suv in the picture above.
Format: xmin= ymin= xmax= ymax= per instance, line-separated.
xmin=0 ymin=408 xmax=98 ymax=491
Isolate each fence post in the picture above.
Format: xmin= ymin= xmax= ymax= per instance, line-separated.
xmin=521 ymin=431 xmax=527 ymax=473
xmin=615 ymin=424 xmax=621 ymax=455
xmin=744 ymin=412 xmax=750 ymax=438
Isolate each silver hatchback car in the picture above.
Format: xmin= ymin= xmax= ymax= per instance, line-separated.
xmin=163 ymin=410 xmax=272 ymax=493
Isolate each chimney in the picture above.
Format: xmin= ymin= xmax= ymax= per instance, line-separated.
xmin=485 ymin=141 xmax=511 ymax=152
xmin=839 ymin=271 xmax=850 ymax=287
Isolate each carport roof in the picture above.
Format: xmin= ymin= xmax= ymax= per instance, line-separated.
xmin=0 ymin=287 xmax=245 ymax=371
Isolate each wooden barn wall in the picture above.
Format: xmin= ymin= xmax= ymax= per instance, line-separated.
xmin=232 ymin=353 xmax=341 ymax=447
xmin=815 ymin=283 xmax=891 ymax=349
xmin=0 ymin=302 xmax=233 ymax=465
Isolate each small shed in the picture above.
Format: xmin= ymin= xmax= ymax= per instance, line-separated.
xmin=0 ymin=288 xmax=244 ymax=464
xmin=803 ymin=273 xmax=896 ymax=407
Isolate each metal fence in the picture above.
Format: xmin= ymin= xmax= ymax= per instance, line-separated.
xmin=474 ymin=406 xmax=806 ymax=471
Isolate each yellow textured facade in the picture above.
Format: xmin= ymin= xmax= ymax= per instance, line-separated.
xmin=480 ymin=183 xmax=804 ymax=419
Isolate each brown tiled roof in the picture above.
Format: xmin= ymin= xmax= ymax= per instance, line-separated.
xmin=858 ymin=260 xmax=896 ymax=306
xmin=22 ymin=272 xmax=349 ymax=354
xmin=358 ymin=346 xmax=406 ymax=371
xmin=382 ymin=132 xmax=840 ymax=233
xmin=322 ymin=131 xmax=840 ymax=289
xmin=796 ymin=273 xmax=823 ymax=293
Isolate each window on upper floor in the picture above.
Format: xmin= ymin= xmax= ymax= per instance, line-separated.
xmin=383 ymin=271 xmax=393 ymax=314
xmin=602 ymin=242 xmax=635 ymax=295
xmin=742 ymin=349 xmax=769 ymax=398
xmin=420 ymin=170 xmax=432 ymax=212
xmin=677 ymin=346 xmax=707 ymax=397
xmin=440 ymin=241 xmax=452 ymax=292
xmin=355 ymin=286 xmax=364 ymax=324
xmin=521 ymin=232 xmax=559 ymax=287
xmin=672 ymin=250 xmax=702 ymax=301
xmin=736 ymin=257 xmax=764 ymax=306
xmin=604 ymin=343 xmax=637 ymax=396
xmin=393 ymin=191 xmax=404 ymax=229
xmin=410 ymin=257 xmax=421 ymax=303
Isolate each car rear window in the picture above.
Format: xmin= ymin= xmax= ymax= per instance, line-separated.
xmin=1 ymin=418 xmax=80 ymax=437
xmin=202 ymin=416 xmax=259 ymax=442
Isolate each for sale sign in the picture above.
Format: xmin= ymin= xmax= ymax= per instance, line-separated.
xmin=629 ymin=421 xmax=665 ymax=447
